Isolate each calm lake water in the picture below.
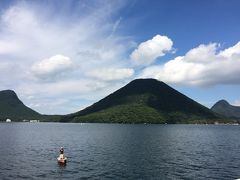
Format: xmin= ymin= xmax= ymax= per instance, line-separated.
xmin=0 ymin=123 xmax=240 ymax=179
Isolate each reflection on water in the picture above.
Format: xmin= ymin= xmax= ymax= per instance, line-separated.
xmin=0 ymin=123 xmax=240 ymax=179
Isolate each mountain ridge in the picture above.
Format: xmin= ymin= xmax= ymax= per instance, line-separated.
xmin=0 ymin=90 xmax=60 ymax=121
xmin=1 ymin=79 xmax=231 ymax=123
xmin=0 ymin=89 xmax=41 ymax=121
xmin=61 ymin=79 xmax=223 ymax=123
xmin=211 ymin=99 xmax=240 ymax=119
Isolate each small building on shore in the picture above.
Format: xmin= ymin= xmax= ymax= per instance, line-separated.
xmin=6 ymin=119 xmax=11 ymax=123
xmin=29 ymin=120 xmax=40 ymax=123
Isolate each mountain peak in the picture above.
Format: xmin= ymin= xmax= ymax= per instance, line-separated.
xmin=130 ymin=78 xmax=162 ymax=83
xmin=62 ymin=78 xmax=220 ymax=123
xmin=0 ymin=90 xmax=18 ymax=100
xmin=0 ymin=89 xmax=17 ymax=95
xmin=211 ymin=99 xmax=240 ymax=118
xmin=215 ymin=99 xmax=230 ymax=106
xmin=116 ymin=78 xmax=171 ymax=96
xmin=128 ymin=78 xmax=164 ymax=86
xmin=0 ymin=89 xmax=41 ymax=121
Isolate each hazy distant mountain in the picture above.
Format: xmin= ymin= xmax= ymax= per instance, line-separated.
xmin=61 ymin=79 xmax=222 ymax=123
xmin=211 ymin=100 xmax=240 ymax=119
xmin=0 ymin=90 xmax=41 ymax=121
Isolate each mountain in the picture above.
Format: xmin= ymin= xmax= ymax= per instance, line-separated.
xmin=61 ymin=79 xmax=222 ymax=124
xmin=211 ymin=100 xmax=240 ymax=119
xmin=0 ymin=90 xmax=41 ymax=121
xmin=0 ymin=90 xmax=60 ymax=121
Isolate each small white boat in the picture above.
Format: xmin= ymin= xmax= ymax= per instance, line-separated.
xmin=57 ymin=157 xmax=67 ymax=165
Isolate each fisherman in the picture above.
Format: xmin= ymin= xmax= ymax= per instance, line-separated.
xmin=57 ymin=146 xmax=67 ymax=165
xmin=59 ymin=147 xmax=65 ymax=159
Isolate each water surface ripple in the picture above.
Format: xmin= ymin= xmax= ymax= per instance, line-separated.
xmin=0 ymin=123 xmax=240 ymax=179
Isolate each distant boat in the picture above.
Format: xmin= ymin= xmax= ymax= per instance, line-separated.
xmin=6 ymin=119 xmax=11 ymax=123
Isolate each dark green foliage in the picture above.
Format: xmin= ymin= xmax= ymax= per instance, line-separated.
xmin=72 ymin=103 xmax=165 ymax=123
xmin=211 ymin=100 xmax=240 ymax=119
xmin=61 ymin=79 xmax=222 ymax=123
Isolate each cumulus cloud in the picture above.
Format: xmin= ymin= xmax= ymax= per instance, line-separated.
xmin=140 ymin=42 xmax=240 ymax=86
xmin=86 ymin=68 xmax=134 ymax=81
xmin=130 ymin=34 xmax=173 ymax=65
xmin=31 ymin=54 xmax=73 ymax=80
xmin=2 ymin=1 xmax=239 ymax=115
xmin=0 ymin=1 xmax=133 ymax=114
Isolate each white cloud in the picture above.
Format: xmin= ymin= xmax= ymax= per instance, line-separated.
xmin=233 ymin=100 xmax=240 ymax=106
xmin=0 ymin=41 xmax=20 ymax=54
xmin=31 ymin=54 xmax=73 ymax=80
xmin=0 ymin=1 xmax=133 ymax=114
xmin=1 ymin=5 xmax=38 ymax=33
xmin=130 ymin=34 xmax=173 ymax=65
xmin=140 ymin=42 xmax=240 ymax=86
xmin=17 ymin=79 xmax=107 ymax=98
xmin=2 ymin=1 xmax=239 ymax=115
xmin=86 ymin=68 xmax=134 ymax=81
xmin=220 ymin=42 xmax=240 ymax=58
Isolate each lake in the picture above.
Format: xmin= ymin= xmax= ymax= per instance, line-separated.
xmin=0 ymin=123 xmax=240 ymax=179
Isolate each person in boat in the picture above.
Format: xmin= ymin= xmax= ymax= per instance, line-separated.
xmin=59 ymin=147 xmax=65 ymax=159
xmin=57 ymin=147 xmax=67 ymax=164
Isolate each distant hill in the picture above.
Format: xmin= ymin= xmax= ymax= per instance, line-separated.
xmin=211 ymin=100 xmax=240 ymax=119
xmin=61 ymin=79 xmax=222 ymax=124
xmin=0 ymin=90 xmax=41 ymax=121
xmin=0 ymin=90 xmax=60 ymax=122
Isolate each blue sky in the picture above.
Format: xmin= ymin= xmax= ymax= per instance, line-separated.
xmin=0 ymin=0 xmax=240 ymax=114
